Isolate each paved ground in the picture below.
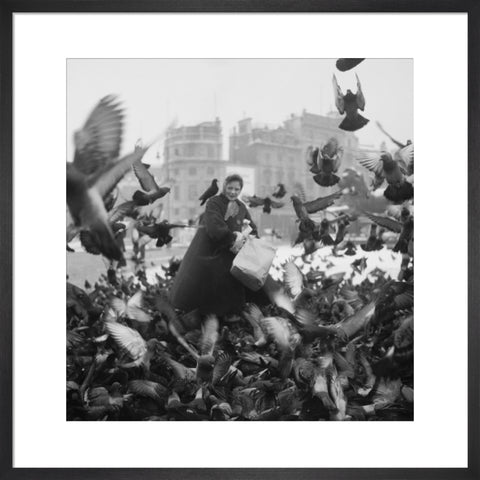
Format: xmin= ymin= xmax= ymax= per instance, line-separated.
xmin=67 ymin=237 xmax=401 ymax=289
xmin=66 ymin=244 xmax=189 ymax=287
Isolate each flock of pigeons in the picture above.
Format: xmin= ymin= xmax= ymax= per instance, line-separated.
xmin=66 ymin=58 xmax=414 ymax=421
xmin=67 ymin=251 xmax=413 ymax=421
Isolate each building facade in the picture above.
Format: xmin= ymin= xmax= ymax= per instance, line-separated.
xmin=115 ymin=112 xmax=375 ymax=243
xmin=229 ymin=110 xmax=361 ymax=240
xmin=159 ymin=118 xmax=228 ymax=222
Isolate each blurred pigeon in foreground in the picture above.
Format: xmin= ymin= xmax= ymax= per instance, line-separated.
xmin=336 ymin=58 xmax=365 ymax=72
xmin=67 ymin=95 xmax=148 ymax=261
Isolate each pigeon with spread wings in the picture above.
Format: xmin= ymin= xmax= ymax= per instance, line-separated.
xmin=306 ymin=139 xmax=343 ymax=187
xmin=376 ymin=122 xmax=414 ymax=176
xmin=136 ymin=219 xmax=191 ymax=247
xmin=241 ymin=195 xmax=284 ymax=214
xmin=318 ymin=139 xmax=343 ymax=186
xmin=358 ymin=151 xmax=413 ymax=203
xmin=132 ymin=159 xmax=171 ymax=206
xmin=67 ymin=95 xmax=148 ymax=261
xmin=333 ymin=74 xmax=369 ymax=132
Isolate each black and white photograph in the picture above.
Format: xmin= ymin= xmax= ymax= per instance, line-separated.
xmin=66 ymin=58 xmax=414 ymax=422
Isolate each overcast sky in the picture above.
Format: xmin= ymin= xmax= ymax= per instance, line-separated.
xmin=67 ymin=58 xmax=413 ymax=165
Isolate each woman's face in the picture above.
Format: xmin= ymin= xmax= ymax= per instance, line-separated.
xmin=224 ymin=181 xmax=242 ymax=201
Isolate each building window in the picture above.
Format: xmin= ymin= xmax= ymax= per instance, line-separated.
xmin=174 ymin=208 xmax=179 ymax=217
xmin=189 ymin=208 xmax=196 ymax=217
xmin=189 ymin=167 xmax=197 ymax=176
xmin=174 ymin=148 xmax=179 ymax=156
xmin=173 ymin=185 xmax=179 ymax=200
xmin=188 ymin=184 xmax=198 ymax=201
xmin=206 ymin=166 xmax=214 ymax=175
xmin=173 ymin=168 xmax=179 ymax=176
xmin=265 ymin=152 xmax=270 ymax=161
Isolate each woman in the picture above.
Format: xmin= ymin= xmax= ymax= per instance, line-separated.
xmin=170 ymin=174 xmax=266 ymax=316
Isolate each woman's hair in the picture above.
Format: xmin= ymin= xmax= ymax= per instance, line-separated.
xmin=224 ymin=174 xmax=244 ymax=188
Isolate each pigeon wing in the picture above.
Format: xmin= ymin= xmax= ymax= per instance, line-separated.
xmin=260 ymin=316 xmax=290 ymax=351
xmin=212 ymin=351 xmax=232 ymax=386
xmin=303 ymin=190 xmax=343 ymax=214
xmin=199 ymin=314 xmax=219 ymax=356
xmin=332 ymin=75 xmax=345 ymax=114
xmin=73 ymin=95 xmax=124 ymax=175
xmin=397 ymin=143 xmax=414 ymax=167
xmin=284 ymin=259 xmax=304 ymax=299
xmin=105 ymin=321 xmax=147 ymax=361
xmin=363 ymin=212 xmax=402 ymax=233
xmin=358 ymin=153 xmax=384 ymax=176
xmin=128 ymin=380 xmax=168 ymax=403
xmin=110 ymin=297 xmax=128 ymax=317
xmin=126 ymin=291 xmax=152 ymax=323
xmin=93 ymin=147 xmax=148 ymax=200
xmin=355 ymin=74 xmax=366 ymax=111
xmin=79 ymin=230 xmax=102 ymax=255
xmin=133 ymin=159 xmax=159 ymax=192
xmin=108 ymin=200 xmax=136 ymax=223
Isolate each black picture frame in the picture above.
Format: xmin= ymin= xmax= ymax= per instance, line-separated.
xmin=1 ymin=1 xmax=478 ymax=479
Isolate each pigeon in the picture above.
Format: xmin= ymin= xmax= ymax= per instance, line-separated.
xmin=362 ymin=210 xmax=412 ymax=253
xmin=243 ymin=304 xmax=267 ymax=347
xmin=333 ymin=74 xmax=369 ymax=132
xmin=259 ymin=316 xmax=294 ymax=379
xmin=338 ymin=168 xmax=370 ymax=198
xmin=105 ymin=321 xmax=159 ymax=370
xmin=79 ymin=200 xmax=135 ymax=256
xmin=110 ymin=291 xmax=152 ymax=323
xmin=336 ymin=58 xmax=365 ymax=72
xmin=376 ymin=122 xmax=414 ymax=177
xmin=241 ymin=195 xmax=284 ymax=214
xmin=316 ymin=219 xmax=335 ymax=246
xmin=307 ymin=139 xmax=343 ymax=187
xmin=136 ymin=219 xmax=190 ymax=247
xmin=132 ymin=159 xmax=171 ymax=205
xmin=358 ymin=151 xmax=413 ymax=203
xmin=290 ymin=196 xmax=316 ymax=244
xmin=343 ymin=241 xmax=357 ymax=256
xmin=361 ymin=224 xmax=381 ymax=252
xmin=334 ymin=217 xmax=350 ymax=245
xmin=67 ymin=95 xmax=148 ymax=261
xmin=199 ymin=179 xmax=219 ymax=205
xmin=272 ymin=183 xmax=287 ymax=199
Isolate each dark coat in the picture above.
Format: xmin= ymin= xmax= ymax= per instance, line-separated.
xmin=169 ymin=194 xmax=263 ymax=316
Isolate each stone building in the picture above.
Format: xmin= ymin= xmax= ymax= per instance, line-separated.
xmin=228 ymin=110 xmax=361 ymax=240
xmin=158 ymin=118 xmax=227 ymax=222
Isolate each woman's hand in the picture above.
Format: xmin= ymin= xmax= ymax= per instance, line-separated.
xmin=230 ymin=231 xmax=246 ymax=254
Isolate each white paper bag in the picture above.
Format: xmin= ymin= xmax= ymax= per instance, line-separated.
xmin=230 ymin=237 xmax=276 ymax=291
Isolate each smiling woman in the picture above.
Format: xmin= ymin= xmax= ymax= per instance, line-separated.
xmin=169 ymin=174 xmax=268 ymax=316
